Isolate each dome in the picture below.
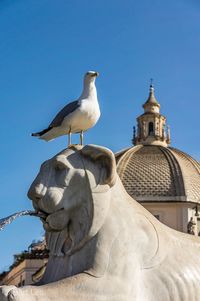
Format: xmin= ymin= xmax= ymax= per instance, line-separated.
xmin=116 ymin=145 xmax=200 ymax=204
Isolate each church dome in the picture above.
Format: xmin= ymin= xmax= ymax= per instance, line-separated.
xmin=116 ymin=83 xmax=200 ymax=205
xmin=116 ymin=145 xmax=200 ymax=204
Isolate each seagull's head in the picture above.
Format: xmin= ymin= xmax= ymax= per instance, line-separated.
xmin=84 ymin=71 xmax=99 ymax=85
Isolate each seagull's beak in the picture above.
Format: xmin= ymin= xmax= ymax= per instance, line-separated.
xmin=92 ymin=72 xmax=99 ymax=77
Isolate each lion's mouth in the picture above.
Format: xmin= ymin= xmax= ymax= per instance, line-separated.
xmin=33 ymin=210 xmax=49 ymax=221
xmin=39 ymin=208 xmax=70 ymax=233
xmin=43 ymin=209 xmax=73 ymax=256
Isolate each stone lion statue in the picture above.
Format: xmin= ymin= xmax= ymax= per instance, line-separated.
xmin=1 ymin=145 xmax=200 ymax=301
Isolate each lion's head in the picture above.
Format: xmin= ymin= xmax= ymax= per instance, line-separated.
xmin=28 ymin=145 xmax=117 ymax=256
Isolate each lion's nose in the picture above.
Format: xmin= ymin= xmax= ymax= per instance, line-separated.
xmin=27 ymin=183 xmax=47 ymax=202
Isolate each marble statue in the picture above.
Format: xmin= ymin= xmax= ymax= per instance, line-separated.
xmin=1 ymin=144 xmax=200 ymax=301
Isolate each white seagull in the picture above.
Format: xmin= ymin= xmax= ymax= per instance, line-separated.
xmin=32 ymin=71 xmax=100 ymax=146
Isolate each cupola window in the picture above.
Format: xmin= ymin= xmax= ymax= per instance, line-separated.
xmin=148 ymin=122 xmax=154 ymax=136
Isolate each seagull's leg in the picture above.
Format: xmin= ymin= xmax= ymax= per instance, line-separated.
xmin=80 ymin=130 xmax=84 ymax=146
xmin=68 ymin=129 xmax=72 ymax=147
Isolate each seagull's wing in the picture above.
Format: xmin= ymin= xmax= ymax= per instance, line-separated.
xmin=50 ymin=100 xmax=80 ymax=127
xmin=32 ymin=100 xmax=80 ymax=137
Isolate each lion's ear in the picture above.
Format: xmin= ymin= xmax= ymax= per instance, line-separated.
xmin=80 ymin=145 xmax=117 ymax=187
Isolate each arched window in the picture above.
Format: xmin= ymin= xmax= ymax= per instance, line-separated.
xmin=148 ymin=122 xmax=154 ymax=135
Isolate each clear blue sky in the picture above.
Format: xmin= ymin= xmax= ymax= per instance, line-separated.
xmin=0 ymin=0 xmax=200 ymax=272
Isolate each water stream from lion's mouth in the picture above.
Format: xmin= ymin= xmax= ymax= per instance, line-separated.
xmin=0 ymin=210 xmax=43 ymax=231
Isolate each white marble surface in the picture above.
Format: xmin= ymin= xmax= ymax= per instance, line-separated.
xmin=1 ymin=145 xmax=200 ymax=301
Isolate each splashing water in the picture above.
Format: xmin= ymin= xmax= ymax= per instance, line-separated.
xmin=0 ymin=210 xmax=42 ymax=231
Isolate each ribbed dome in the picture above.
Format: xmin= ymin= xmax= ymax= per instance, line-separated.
xmin=116 ymin=145 xmax=200 ymax=204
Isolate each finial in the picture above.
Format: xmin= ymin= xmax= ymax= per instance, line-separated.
xmin=143 ymin=79 xmax=160 ymax=111
xmin=132 ymin=126 xmax=136 ymax=145
xmin=166 ymin=125 xmax=171 ymax=145
xmin=150 ymin=78 xmax=154 ymax=93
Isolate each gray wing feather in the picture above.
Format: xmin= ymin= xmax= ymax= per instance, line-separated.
xmin=50 ymin=100 xmax=80 ymax=127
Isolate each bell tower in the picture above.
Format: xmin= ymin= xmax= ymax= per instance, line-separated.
xmin=133 ymin=83 xmax=170 ymax=147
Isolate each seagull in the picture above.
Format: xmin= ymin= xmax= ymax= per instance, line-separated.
xmin=32 ymin=71 xmax=100 ymax=146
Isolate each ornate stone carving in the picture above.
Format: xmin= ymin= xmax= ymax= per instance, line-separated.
xmin=187 ymin=217 xmax=196 ymax=235
xmin=1 ymin=145 xmax=200 ymax=301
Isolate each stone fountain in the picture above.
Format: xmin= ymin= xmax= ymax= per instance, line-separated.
xmin=0 ymin=144 xmax=200 ymax=301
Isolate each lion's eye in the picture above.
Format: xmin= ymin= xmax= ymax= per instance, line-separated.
xmin=54 ymin=162 xmax=67 ymax=171
xmin=54 ymin=163 xmax=71 ymax=187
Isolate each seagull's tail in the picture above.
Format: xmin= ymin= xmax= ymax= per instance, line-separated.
xmin=31 ymin=127 xmax=51 ymax=137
